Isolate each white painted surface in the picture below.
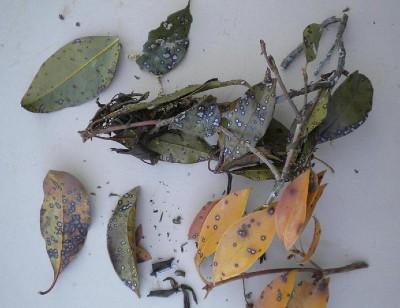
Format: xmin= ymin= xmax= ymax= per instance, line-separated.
xmin=1 ymin=0 xmax=399 ymax=307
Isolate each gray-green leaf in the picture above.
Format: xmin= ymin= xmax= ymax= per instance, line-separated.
xmin=146 ymin=131 xmax=211 ymax=163
xmin=303 ymin=23 xmax=321 ymax=63
xmin=232 ymin=165 xmax=277 ymax=181
xmin=136 ymin=1 xmax=192 ymax=75
xmin=21 ymin=36 xmax=120 ymax=113
xmin=315 ymin=71 xmax=373 ymax=143
xmin=301 ymin=89 xmax=329 ymax=138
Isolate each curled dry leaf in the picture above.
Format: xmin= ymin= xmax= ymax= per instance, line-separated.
xmin=22 ymin=36 xmax=120 ymax=113
xmin=39 ymin=170 xmax=90 ymax=294
xmin=305 ymin=171 xmax=327 ymax=226
xmin=287 ymin=278 xmax=330 ymax=308
xmin=255 ymin=271 xmax=297 ymax=308
xmin=300 ymin=216 xmax=322 ymax=263
xmin=275 ymin=169 xmax=310 ymax=250
xmin=213 ymin=205 xmax=276 ymax=282
xmin=195 ymin=189 xmax=251 ymax=268
xmin=188 ymin=199 xmax=220 ymax=241
xmin=107 ymin=187 xmax=140 ymax=296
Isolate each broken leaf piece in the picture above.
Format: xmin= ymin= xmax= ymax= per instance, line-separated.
xmin=195 ymin=189 xmax=251 ymax=267
xmin=213 ymin=205 xmax=276 ymax=282
xmin=39 ymin=170 xmax=90 ymax=294
xmin=275 ymin=169 xmax=310 ymax=250
xmin=300 ymin=216 xmax=321 ymax=263
xmin=188 ymin=199 xmax=220 ymax=240
xmin=107 ymin=187 xmax=140 ymax=296
xmin=303 ymin=23 xmax=321 ymax=63
xmin=151 ymin=258 xmax=174 ymax=276
xmin=22 ymin=36 xmax=120 ymax=113
xmin=315 ymin=71 xmax=373 ymax=143
xmin=136 ymin=1 xmax=192 ymax=75
xmin=255 ymin=271 xmax=297 ymax=308
xmin=287 ymin=278 xmax=330 ymax=308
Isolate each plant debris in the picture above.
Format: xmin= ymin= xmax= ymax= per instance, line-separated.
xmin=150 ymin=258 xmax=174 ymax=276
xmin=173 ymin=216 xmax=182 ymax=224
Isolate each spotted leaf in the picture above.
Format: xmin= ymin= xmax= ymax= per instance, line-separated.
xmin=258 ymin=118 xmax=290 ymax=156
xmin=287 ymin=279 xmax=330 ymax=308
xmin=146 ymin=130 xmax=211 ymax=163
xmin=300 ymin=217 xmax=321 ymax=263
xmin=22 ymin=36 xmax=120 ymax=113
xmin=170 ymin=96 xmax=221 ymax=137
xmin=195 ymin=189 xmax=251 ymax=267
xmin=107 ymin=187 xmax=140 ymax=296
xmin=188 ymin=199 xmax=220 ymax=241
xmin=136 ymin=1 xmax=192 ymax=75
xmin=255 ymin=271 xmax=297 ymax=308
xmin=213 ymin=205 xmax=276 ymax=282
xmin=303 ymin=23 xmax=321 ymax=63
xmin=275 ymin=169 xmax=310 ymax=250
xmin=222 ymin=80 xmax=277 ymax=165
xmin=301 ymin=90 xmax=329 ymax=138
xmin=39 ymin=170 xmax=90 ymax=294
xmin=315 ymin=71 xmax=373 ymax=143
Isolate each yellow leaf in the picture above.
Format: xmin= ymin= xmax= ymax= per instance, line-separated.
xmin=255 ymin=271 xmax=297 ymax=308
xmin=287 ymin=278 xmax=330 ymax=308
xmin=212 ymin=205 xmax=276 ymax=282
xmin=300 ymin=216 xmax=321 ymax=263
xmin=195 ymin=189 xmax=251 ymax=268
xmin=188 ymin=199 xmax=220 ymax=241
xmin=275 ymin=169 xmax=310 ymax=250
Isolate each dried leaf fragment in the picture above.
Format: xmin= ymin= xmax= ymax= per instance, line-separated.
xmin=300 ymin=217 xmax=322 ymax=263
xmin=287 ymin=278 xmax=330 ymax=308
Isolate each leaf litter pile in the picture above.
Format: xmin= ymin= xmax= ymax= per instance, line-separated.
xmin=24 ymin=2 xmax=373 ymax=307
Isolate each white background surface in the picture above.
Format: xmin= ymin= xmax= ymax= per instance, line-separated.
xmin=1 ymin=0 xmax=399 ymax=307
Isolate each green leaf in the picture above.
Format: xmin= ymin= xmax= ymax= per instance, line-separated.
xmin=22 ymin=36 xmax=120 ymax=113
xmin=136 ymin=1 xmax=192 ymax=75
xmin=222 ymin=81 xmax=277 ymax=165
xmin=232 ymin=165 xmax=278 ymax=181
xmin=258 ymin=118 xmax=290 ymax=155
xmin=170 ymin=95 xmax=221 ymax=137
xmin=107 ymin=187 xmax=140 ymax=297
xmin=315 ymin=71 xmax=373 ymax=143
xmin=39 ymin=170 xmax=90 ymax=294
xmin=303 ymin=23 xmax=321 ymax=63
xmin=301 ymin=89 xmax=330 ymax=138
xmin=146 ymin=131 xmax=211 ymax=163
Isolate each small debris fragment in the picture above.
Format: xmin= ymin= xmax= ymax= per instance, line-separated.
xmin=153 ymin=209 xmax=159 ymax=213
xmin=173 ymin=216 xmax=182 ymax=224
xmin=150 ymin=258 xmax=174 ymax=276
xmin=58 ymin=14 xmax=65 ymax=20
xmin=90 ymin=192 xmax=96 ymax=196
xmin=180 ymin=242 xmax=188 ymax=253
xmin=354 ymin=169 xmax=359 ymax=174
xmin=175 ymin=269 xmax=186 ymax=277
xmin=109 ymin=192 xmax=120 ymax=197
xmin=75 ymin=21 xmax=80 ymax=27
xmin=159 ymin=211 xmax=164 ymax=222
xmin=134 ymin=75 xmax=141 ymax=80
xmin=97 ymin=185 xmax=102 ymax=189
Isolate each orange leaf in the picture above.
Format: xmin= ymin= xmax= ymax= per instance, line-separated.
xmin=287 ymin=278 xmax=330 ymax=308
xmin=188 ymin=199 xmax=220 ymax=241
xmin=195 ymin=188 xmax=251 ymax=267
xmin=255 ymin=271 xmax=297 ymax=308
xmin=301 ymin=216 xmax=321 ymax=263
xmin=136 ymin=245 xmax=152 ymax=263
xmin=275 ymin=169 xmax=310 ymax=250
xmin=305 ymin=183 xmax=327 ymax=225
xmin=212 ymin=205 xmax=276 ymax=282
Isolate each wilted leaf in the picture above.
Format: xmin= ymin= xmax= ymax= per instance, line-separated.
xmin=107 ymin=187 xmax=140 ymax=296
xmin=213 ymin=205 xmax=276 ymax=282
xmin=170 ymin=96 xmax=221 ymax=137
xmin=195 ymin=189 xmax=251 ymax=267
xmin=301 ymin=90 xmax=329 ymax=138
xmin=146 ymin=130 xmax=211 ymax=163
xmin=39 ymin=170 xmax=90 ymax=294
xmin=136 ymin=1 xmax=192 ymax=75
xmin=22 ymin=36 xmax=120 ymax=113
xmin=222 ymin=81 xmax=277 ymax=165
xmin=188 ymin=199 xmax=220 ymax=240
xmin=275 ymin=169 xmax=310 ymax=250
xmin=315 ymin=71 xmax=373 ymax=143
xmin=255 ymin=271 xmax=297 ymax=308
xmin=287 ymin=278 xmax=330 ymax=308
xmin=303 ymin=24 xmax=321 ymax=63
xmin=232 ymin=165 xmax=277 ymax=181
xmin=300 ymin=217 xmax=321 ymax=263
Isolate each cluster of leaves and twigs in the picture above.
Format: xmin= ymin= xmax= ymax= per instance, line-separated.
xmin=23 ymin=2 xmax=374 ymax=307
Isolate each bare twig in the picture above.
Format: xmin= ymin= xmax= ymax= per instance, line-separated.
xmin=313 ymin=156 xmax=336 ymax=173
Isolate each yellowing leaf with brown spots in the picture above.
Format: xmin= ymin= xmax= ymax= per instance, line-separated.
xmin=300 ymin=216 xmax=321 ymax=263
xmin=275 ymin=169 xmax=310 ymax=250
xmin=195 ymin=189 xmax=251 ymax=267
xmin=287 ymin=278 xmax=330 ymax=308
xmin=188 ymin=199 xmax=220 ymax=241
xmin=212 ymin=205 xmax=276 ymax=282
xmin=255 ymin=271 xmax=297 ymax=308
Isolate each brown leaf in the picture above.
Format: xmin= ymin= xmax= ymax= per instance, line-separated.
xmin=300 ymin=217 xmax=321 ymax=263
xmin=287 ymin=278 xmax=330 ymax=308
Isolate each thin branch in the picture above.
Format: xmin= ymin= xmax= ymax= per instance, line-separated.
xmin=313 ymin=156 xmax=335 ymax=173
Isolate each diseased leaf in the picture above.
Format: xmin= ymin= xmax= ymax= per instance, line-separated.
xmin=188 ymin=199 xmax=220 ymax=240
xmin=222 ymin=81 xmax=277 ymax=165
xmin=301 ymin=217 xmax=321 ymax=263
xmin=22 ymin=36 xmax=120 ymax=113
xmin=301 ymin=90 xmax=329 ymax=138
xmin=213 ymin=205 xmax=276 ymax=282
xmin=303 ymin=23 xmax=321 ymax=63
xmin=287 ymin=278 xmax=330 ymax=308
xmin=136 ymin=1 xmax=192 ymax=75
xmin=258 ymin=118 xmax=290 ymax=156
xmin=107 ymin=187 xmax=140 ymax=296
xmin=232 ymin=165 xmax=277 ymax=181
xmin=275 ymin=169 xmax=310 ymax=250
xmin=255 ymin=271 xmax=297 ymax=308
xmin=170 ymin=96 xmax=221 ymax=137
xmin=39 ymin=170 xmax=90 ymax=294
xmin=146 ymin=130 xmax=211 ymax=163
xmin=315 ymin=71 xmax=373 ymax=143
xmin=195 ymin=189 xmax=251 ymax=267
